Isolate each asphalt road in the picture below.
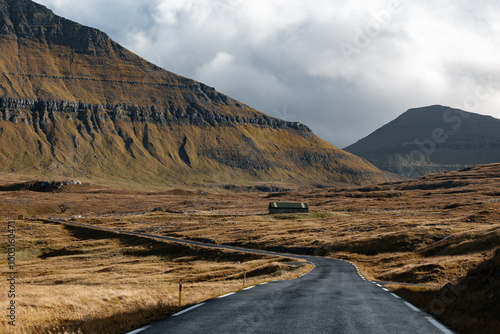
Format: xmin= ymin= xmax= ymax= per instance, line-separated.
xmin=49 ymin=220 xmax=455 ymax=334
xmin=133 ymin=257 xmax=454 ymax=334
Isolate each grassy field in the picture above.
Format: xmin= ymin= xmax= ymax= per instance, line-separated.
xmin=1 ymin=163 xmax=499 ymax=333
xmin=0 ymin=220 xmax=310 ymax=333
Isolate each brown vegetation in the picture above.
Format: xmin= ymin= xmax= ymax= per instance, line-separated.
xmin=0 ymin=220 xmax=309 ymax=333
xmin=1 ymin=163 xmax=500 ymax=333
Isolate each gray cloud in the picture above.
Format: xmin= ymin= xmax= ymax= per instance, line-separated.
xmin=35 ymin=0 xmax=500 ymax=148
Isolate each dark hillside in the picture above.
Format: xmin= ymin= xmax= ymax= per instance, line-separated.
xmin=345 ymin=105 xmax=500 ymax=178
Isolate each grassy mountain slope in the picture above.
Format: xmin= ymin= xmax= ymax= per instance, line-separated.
xmin=0 ymin=0 xmax=396 ymax=188
xmin=345 ymin=105 xmax=500 ymax=178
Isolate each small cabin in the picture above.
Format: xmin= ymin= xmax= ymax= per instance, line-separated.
xmin=269 ymin=202 xmax=309 ymax=214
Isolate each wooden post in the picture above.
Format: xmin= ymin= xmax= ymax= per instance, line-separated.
xmin=179 ymin=279 xmax=182 ymax=307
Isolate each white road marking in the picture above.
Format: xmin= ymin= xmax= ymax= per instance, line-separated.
xmin=172 ymin=303 xmax=205 ymax=317
xmin=299 ymin=273 xmax=309 ymax=277
xmin=218 ymin=292 xmax=236 ymax=298
xmin=259 ymin=282 xmax=268 ymax=286
xmin=390 ymin=293 xmax=401 ymax=299
xmin=350 ymin=263 xmax=368 ymax=281
xmin=243 ymin=286 xmax=255 ymax=290
xmin=125 ymin=326 xmax=151 ymax=334
xmin=382 ymin=288 xmax=390 ymax=292
xmin=376 ymin=284 xmax=383 ymax=287
xmin=404 ymin=301 xmax=421 ymax=313
xmin=426 ymin=316 xmax=455 ymax=334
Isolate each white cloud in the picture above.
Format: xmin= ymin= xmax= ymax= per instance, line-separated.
xmin=33 ymin=0 xmax=500 ymax=147
xmin=196 ymin=52 xmax=291 ymax=108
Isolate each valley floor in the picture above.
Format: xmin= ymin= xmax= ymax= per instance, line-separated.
xmin=1 ymin=163 xmax=499 ymax=333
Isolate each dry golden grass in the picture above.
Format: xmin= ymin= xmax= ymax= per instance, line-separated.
xmin=1 ymin=163 xmax=500 ymax=333
xmin=0 ymin=221 xmax=310 ymax=333
xmin=79 ymin=206 xmax=498 ymax=286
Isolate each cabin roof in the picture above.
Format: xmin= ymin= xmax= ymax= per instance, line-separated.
xmin=269 ymin=202 xmax=308 ymax=209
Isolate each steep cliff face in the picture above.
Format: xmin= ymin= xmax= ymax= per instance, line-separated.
xmin=345 ymin=105 xmax=500 ymax=178
xmin=0 ymin=0 xmax=258 ymax=114
xmin=0 ymin=0 xmax=396 ymax=188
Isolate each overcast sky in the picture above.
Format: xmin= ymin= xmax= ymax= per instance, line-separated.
xmin=35 ymin=0 xmax=500 ymax=148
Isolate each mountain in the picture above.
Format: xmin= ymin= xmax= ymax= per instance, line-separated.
xmin=345 ymin=105 xmax=500 ymax=178
xmin=0 ymin=0 xmax=397 ymax=189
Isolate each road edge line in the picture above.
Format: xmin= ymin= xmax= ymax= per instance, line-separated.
xmin=404 ymin=301 xmax=421 ymax=313
xmin=171 ymin=303 xmax=206 ymax=317
xmin=426 ymin=316 xmax=456 ymax=334
xmin=217 ymin=292 xmax=236 ymax=299
xmin=124 ymin=326 xmax=151 ymax=334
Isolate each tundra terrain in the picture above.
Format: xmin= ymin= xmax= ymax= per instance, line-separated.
xmin=1 ymin=163 xmax=499 ymax=333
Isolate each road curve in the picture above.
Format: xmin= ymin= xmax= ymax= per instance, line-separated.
xmin=136 ymin=256 xmax=454 ymax=334
xmin=48 ymin=220 xmax=455 ymax=334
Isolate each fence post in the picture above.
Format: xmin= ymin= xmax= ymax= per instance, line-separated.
xmin=179 ymin=279 xmax=182 ymax=307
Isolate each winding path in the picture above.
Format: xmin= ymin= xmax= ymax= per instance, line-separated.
xmin=50 ymin=220 xmax=455 ymax=334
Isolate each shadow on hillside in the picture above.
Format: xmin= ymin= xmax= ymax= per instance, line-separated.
xmin=62 ymin=223 xmax=265 ymax=263
xmin=392 ymin=248 xmax=500 ymax=334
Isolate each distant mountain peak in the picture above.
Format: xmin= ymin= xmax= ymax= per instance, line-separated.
xmin=345 ymin=105 xmax=500 ymax=178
